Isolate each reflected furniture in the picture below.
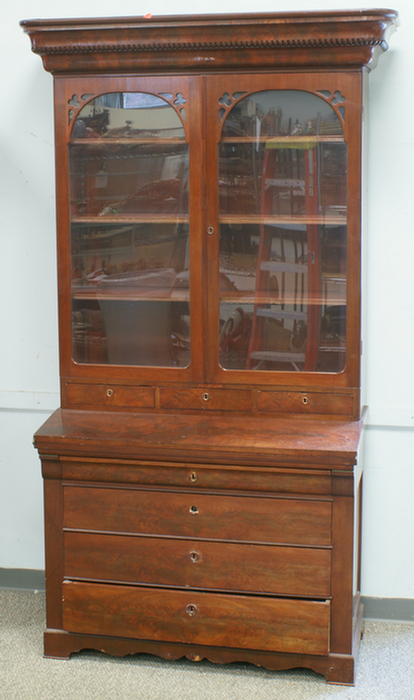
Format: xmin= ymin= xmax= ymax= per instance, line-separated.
xmin=21 ymin=10 xmax=397 ymax=685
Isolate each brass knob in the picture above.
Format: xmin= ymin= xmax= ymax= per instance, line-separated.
xmin=106 ymin=388 xmax=114 ymax=398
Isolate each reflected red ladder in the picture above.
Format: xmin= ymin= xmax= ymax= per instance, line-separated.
xmin=246 ymin=144 xmax=321 ymax=371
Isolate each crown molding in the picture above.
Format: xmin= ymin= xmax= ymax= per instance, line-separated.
xmin=21 ymin=10 xmax=399 ymax=74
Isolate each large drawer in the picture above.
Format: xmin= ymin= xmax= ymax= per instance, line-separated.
xmin=62 ymin=581 xmax=330 ymax=656
xmin=64 ymin=532 xmax=331 ymax=597
xmin=63 ymin=486 xmax=332 ymax=546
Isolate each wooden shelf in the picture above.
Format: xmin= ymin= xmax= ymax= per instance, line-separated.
xmin=71 ymin=214 xmax=189 ymax=225
xmin=219 ymin=214 xmax=347 ymax=227
xmin=70 ymin=137 xmax=187 ymax=146
xmin=220 ymin=293 xmax=346 ymax=305
xmin=221 ymin=135 xmax=345 ymax=145
xmin=72 ymin=286 xmax=189 ymax=302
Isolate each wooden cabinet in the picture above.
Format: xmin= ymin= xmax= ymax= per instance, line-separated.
xmin=22 ymin=10 xmax=397 ymax=684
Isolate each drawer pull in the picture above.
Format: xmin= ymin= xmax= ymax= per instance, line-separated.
xmin=186 ymin=604 xmax=197 ymax=617
xmin=189 ymin=505 xmax=199 ymax=515
xmin=189 ymin=550 xmax=200 ymax=563
xmin=189 ymin=471 xmax=198 ymax=483
xmin=106 ymin=388 xmax=114 ymax=398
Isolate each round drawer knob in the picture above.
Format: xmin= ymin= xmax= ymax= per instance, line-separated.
xmin=186 ymin=604 xmax=197 ymax=617
xmin=106 ymin=388 xmax=114 ymax=398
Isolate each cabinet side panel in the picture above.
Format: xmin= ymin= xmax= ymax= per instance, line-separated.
xmin=330 ymin=485 xmax=354 ymax=654
xmin=42 ymin=459 xmax=64 ymax=630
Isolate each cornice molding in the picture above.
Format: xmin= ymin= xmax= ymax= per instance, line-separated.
xmin=38 ymin=36 xmax=384 ymax=56
xmin=21 ymin=10 xmax=399 ymax=74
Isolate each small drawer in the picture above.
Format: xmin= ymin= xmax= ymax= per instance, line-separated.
xmin=64 ymin=532 xmax=331 ymax=597
xmin=61 ymin=457 xmax=332 ymax=495
xmin=160 ymin=386 xmax=252 ymax=412
xmin=64 ymin=383 xmax=155 ymax=409
xmin=257 ymin=390 xmax=354 ymax=416
xmin=62 ymin=581 xmax=330 ymax=656
xmin=63 ymin=486 xmax=332 ymax=546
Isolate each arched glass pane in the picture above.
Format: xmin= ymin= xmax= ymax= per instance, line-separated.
xmin=219 ymin=90 xmax=347 ymax=373
xmin=69 ymin=93 xmax=190 ymax=367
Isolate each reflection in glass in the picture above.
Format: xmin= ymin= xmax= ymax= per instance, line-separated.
xmin=69 ymin=93 xmax=190 ymax=367
xmin=219 ymin=90 xmax=347 ymax=373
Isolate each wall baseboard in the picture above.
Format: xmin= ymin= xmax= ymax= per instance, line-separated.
xmin=0 ymin=568 xmax=45 ymax=591
xmin=1 ymin=570 xmax=413 ymax=623
xmin=361 ymin=596 xmax=414 ymax=622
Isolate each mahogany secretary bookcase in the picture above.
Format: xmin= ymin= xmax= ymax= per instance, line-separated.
xmin=22 ymin=10 xmax=397 ymax=684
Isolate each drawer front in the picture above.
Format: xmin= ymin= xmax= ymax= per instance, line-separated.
xmin=64 ymin=383 xmax=155 ymax=409
xmin=160 ymin=387 xmax=252 ymax=412
xmin=62 ymin=581 xmax=330 ymax=655
xmin=64 ymin=532 xmax=331 ymax=597
xmin=63 ymin=486 xmax=332 ymax=546
xmin=257 ymin=390 xmax=354 ymax=416
xmin=61 ymin=458 xmax=332 ymax=495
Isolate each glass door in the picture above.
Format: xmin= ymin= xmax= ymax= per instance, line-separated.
xmin=206 ymin=78 xmax=351 ymax=383
xmin=68 ymin=92 xmax=190 ymax=368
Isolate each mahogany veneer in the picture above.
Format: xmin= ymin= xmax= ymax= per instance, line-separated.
xmin=22 ymin=10 xmax=397 ymax=685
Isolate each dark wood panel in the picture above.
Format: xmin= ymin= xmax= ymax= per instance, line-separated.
xmin=63 ymin=486 xmax=332 ymax=546
xmin=61 ymin=457 xmax=332 ymax=495
xmin=64 ymin=532 xmax=331 ymax=597
xmin=62 ymin=581 xmax=330 ymax=655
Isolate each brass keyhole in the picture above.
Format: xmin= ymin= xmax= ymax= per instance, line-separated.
xmin=106 ymin=388 xmax=114 ymax=398
xmin=186 ymin=604 xmax=197 ymax=616
xmin=207 ymin=226 xmax=215 ymax=236
xmin=189 ymin=550 xmax=200 ymax=563
xmin=202 ymin=392 xmax=210 ymax=402
xmin=301 ymin=395 xmax=309 ymax=405
xmin=189 ymin=471 xmax=198 ymax=483
xmin=189 ymin=505 xmax=199 ymax=515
